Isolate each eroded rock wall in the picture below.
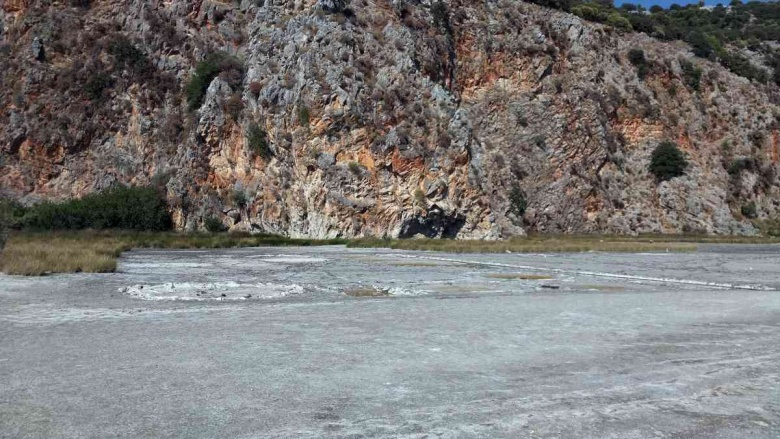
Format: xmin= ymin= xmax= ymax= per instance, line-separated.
xmin=2 ymin=0 xmax=779 ymax=237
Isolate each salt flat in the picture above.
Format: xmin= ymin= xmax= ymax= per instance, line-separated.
xmin=1 ymin=245 xmax=779 ymax=438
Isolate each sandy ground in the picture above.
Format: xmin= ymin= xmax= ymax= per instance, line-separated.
xmin=1 ymin=245 xmax=779 ymax=438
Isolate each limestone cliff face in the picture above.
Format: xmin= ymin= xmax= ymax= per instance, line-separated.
xmin=2 ymin=0 xmax=779 ymax=237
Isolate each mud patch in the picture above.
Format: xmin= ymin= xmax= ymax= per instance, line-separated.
xmin=486 ymin=273 xmax=553 ymax=280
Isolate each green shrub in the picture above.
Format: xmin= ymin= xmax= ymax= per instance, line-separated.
xmin=348 ymin=161 xmax=361 ymax=175
xmin=203 ymin=215 xmax=227 ymax=233
xmin=232 ymin=190 xmax=248 ymax=208
xmin=85 ymin=73 xmax=114 ymax=100
xmin=680 ymin=59 xmax=702 ymax=91
xmin=508 ymin=185 xmax=528 ymax=218
xmin=0 ymin=199 xmax=10 ymax=251
xmin=728 ymin=157 xmax=755 ymax=175
xmin=606 ymin=13 xmax=633 ymax=32
xmin=20 ymin=186 xmax=171 ymax=231
xmin=649 ymin=141 xmax=688 ymax=181
xmin=247 ymin=123 xmax=272 ymax=159
xmin=741 ymin=201 xmax=757 ymax=219
xmin=186 ymin=52 xmax=244 ymax=111
xmin=108 ymin=36 xmax=151 ymax=78
xmin=628 ymin=48 xmax=646 ymax=65
xmin=572 ymin=4 xmax=608 ymax=22
xmin=298 ymin=105 xmax=310 ymax=126
xmin=628 ymin=48 xmax=649 ymax=79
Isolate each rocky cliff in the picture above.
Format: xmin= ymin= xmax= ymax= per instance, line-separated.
xmin=2 ymin=0 xmax=779 ymax=237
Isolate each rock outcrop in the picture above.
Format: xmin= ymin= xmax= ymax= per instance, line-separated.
xmin=1 ymin=0 xmax=779 ymax=237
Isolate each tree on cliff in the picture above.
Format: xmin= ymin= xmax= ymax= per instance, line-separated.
xmin=649 ymin=141 xmax=688 ymax=181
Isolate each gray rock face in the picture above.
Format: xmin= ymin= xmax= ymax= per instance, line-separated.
xmin=31 ymin=37 xmax=44 ymax=61
xmin=1 ymin=0 xmax=779 ymax=237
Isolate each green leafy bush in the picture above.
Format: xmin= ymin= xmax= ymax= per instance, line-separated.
xmin=186 ymin=52 xmax=244 ymax=111
xmin=727 ymin=157 xmax=755 ymax=175
xmin=247 ymin=123 xmax=272 ymax=159
xmin=649 ymin=141 xmax=688 ymax=181
xmin=606 ymin=13 xmax=633 ymax=32
xmin=508 ymin=185 xmax=528 ymax=218
xmin=628 ymin=48 xmax=650 ymax=79
xmin=232 ymin=190 xmax=248 ymax=208
xmin=298 ymin=105 xmax=310 ymax=126
xmin=348 ymin=161 xmax=361 ymax=175
xmin=204 ymin=215 xmax=227 ymax=233
xmin=20 ymin=186 xmax=171 ymax=231
xmin=85 ymin=73 xmax=114 ymax=100
xmin=680 ymin=59 xmax=702 ymax=91
xmin=741 ymin=202 xmax=758 ymax=219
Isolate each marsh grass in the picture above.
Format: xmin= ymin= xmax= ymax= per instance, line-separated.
xmin=344 ymin=287 xmax=389 ymax=297
xmin=3 ymin=231 xmax=779 ymax=276
xmin=1 ymin=231 xmax=347 ymax=276
xmin=347 ymin=236 xmax=703 ymax=253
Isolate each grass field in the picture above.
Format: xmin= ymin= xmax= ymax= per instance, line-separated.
xmin=1 ymin=231 xmax=778 ymax=276
xmin=0 ymin=231 xmax=347 ymax=276
xmin=346 ymin=233 xmax=780 ymax=253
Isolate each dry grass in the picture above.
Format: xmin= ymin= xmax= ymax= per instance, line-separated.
xmin=348 ymin=236 xmax=703 ymax=253
xmin=344 ymin=287 xmax=389 ymax=297
xmin=0 ymin=234 xmax=128 ymax=276
xmin=4 ymin=230 xmax=779 ymax=276
xmin=0 ymin=231 xmax=347 ymax=276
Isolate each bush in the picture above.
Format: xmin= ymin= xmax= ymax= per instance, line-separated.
xmin=628 ymin=48 xmax=646 ymax=66
xmin=628 ymin=48 xmax=650 ymax=79
xmin=606 ymin=13 xmax=633 ymax=32
xmin=0 ymin=199 xmax=10 ymax=251
xmin=186 ymin=52 xmax=244 ymax=111
xmin=20 ymin=186 xmax=171 ymax=231
xmin=572 ymin=4 xmax=609 ymax=21
xmin=649 ymin=141 xmax=688 ymax=181
xmin=204 ymin=215 xmax=227 ymax=233
xmin=526 ymin=0 xmax=574 ymax=12
xmin=232 ymin=190 xmax=248 ymax=208
xmin=348 ymin=161 xmax=361 ymax=175
xmin=85 ymin=73 xmax=114 ymax=100
xmin=508 ymin=185 xmax=528 ymax=218
xmin=680 ymin=59 xmax=702 ymax=91
xmin=247 ymin=123 xmax=272 ymax=159
xmin=741 ymin=201 xmax=757 ymax=219
xmin=728 ymin=157 xmax=755 ymax=175
xmin=298 ymin=105 xmax=310 ymax=126
xmin=108 ymin=36 xmax=151 ymax=79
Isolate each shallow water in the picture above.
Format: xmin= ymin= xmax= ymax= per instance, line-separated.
xmin=1 ymin=245 xmax=779 ymax=437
